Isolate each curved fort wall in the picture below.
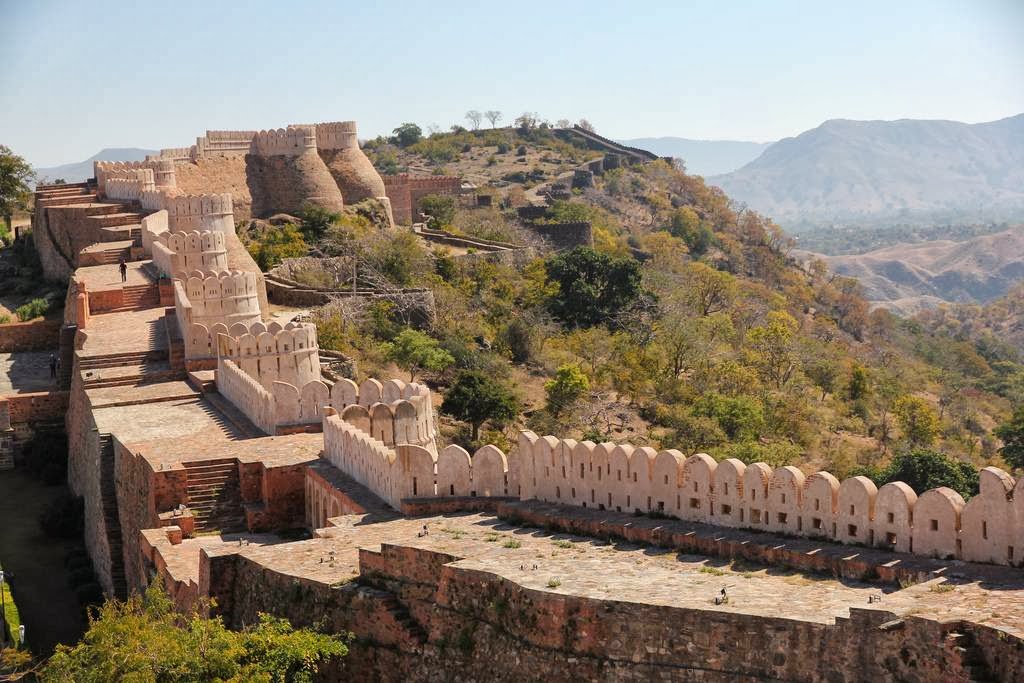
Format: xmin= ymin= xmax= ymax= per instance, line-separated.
xmin=313 ymin=121 xmax=387 ymax=203
xmin=172 ymin=272 xmax=261 ymax=329
xmin=246 ymin=127 xmax=345 ymax=217
xmin=94 ymin=159 xmax=176 ymax=196
xmin=318 ymin=422 xmax=1024 ymax=568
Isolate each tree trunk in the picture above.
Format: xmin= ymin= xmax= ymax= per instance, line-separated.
xmin=471 ymin=422 xmax=480 ymax=441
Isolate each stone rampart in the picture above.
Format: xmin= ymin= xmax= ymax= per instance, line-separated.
xmin=0 ymin=318 xmax=61 ymax=352
xmin=140 ymin=192 xmax=235 ymax=233
xmin=152 ymin=228 xmax=229 ymax=278
xmin=251 ymin=127 xmax=316 ymax=157
xmin=194 ymin=130 xmax=257 ymax=158
xmin=382 ymin=174 xmax=462 ymax=225
xmin=510 ymin=432 xmax=1023 ymax=567
xmin=94 ymin=160 xmax=175 ymax=196
xmin=173 ymin=271 xmax=260 ymax=328
xmin=314 ymin=121 xmax=387 ymax=204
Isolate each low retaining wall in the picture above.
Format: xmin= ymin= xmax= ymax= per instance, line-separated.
xmin=0 ymin=319 xmax=61 ymax=352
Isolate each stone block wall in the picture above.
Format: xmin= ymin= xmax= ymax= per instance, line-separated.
xmin=0 ymin=319 xmax=61 ymax=352
xmin=527 ymin=220 xmax=594 ymax=249
xmin=382 ymin=174 xmax=461 ymax=225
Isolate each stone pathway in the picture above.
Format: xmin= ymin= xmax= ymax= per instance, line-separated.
xmin=0 ymin=351 xmax=59 ymax=394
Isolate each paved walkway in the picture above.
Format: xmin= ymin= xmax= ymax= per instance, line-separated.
xmin=0 ymin=351 xmax=59 ymax=394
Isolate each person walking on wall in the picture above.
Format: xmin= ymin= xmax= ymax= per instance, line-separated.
xmin=119 ymin=257 xmax=128 ymax=283
xmin=49 ymin=353 xmax=57 ymax=379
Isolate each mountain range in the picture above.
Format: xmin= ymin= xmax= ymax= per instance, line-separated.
xmin=617 ymin=137 xmax=773 ymax=176
xmin=710 ymin=114 xmax=1024 ymax=229
xmin=801 ymin=224 xmax=1024 ymax=315
xmin=34 ymin=147 xmax=156 ymax=184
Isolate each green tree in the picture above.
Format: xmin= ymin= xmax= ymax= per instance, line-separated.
xmin=0 ymin=145 xmax=35 ymax=235
xmin=544 ymin=364 xmax=590 ymax=416
xmin=691 ymin=393 xmax=764 ymax=441
xmin=381 ymin=328 xmax=454 ymax=381
xmin=441 ymin=370 xmax=519 ymax=441
xmin=544 ymin=247 xmax=643 ymax=328
xmin=43 ymin=579 xmax=345 ymax=682
xmin=418 ymin=194 xmax=456 ymax=229
xmin=298 ymin=206 xmax=341 ymax=241
xmin=246 ymin=225 xmax=308 ymax=271
xmin=847 ymin=363 xmax=870 ymax=401
xmin=680 ymin=262 xmax=736 ymax=317
xmin=879 ymin=449 xmax=979 ymax=499
xmin=667 ymin=207 xmax=713 ymax=255
xmin=390 ymin=122 xmax=423 ymax=147
xmin=894 ymin=395 xmax=941 ymax=447
xmin=746 ymin=310 xmax=799 ymax=390
xmin=994 ymin=405 xmax=1024 ymax=471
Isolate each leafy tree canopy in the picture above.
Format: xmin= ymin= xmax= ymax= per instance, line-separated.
xmin=873 ymin=449 xmax=979 ymax=499
xmin=381 ymin=328 xmax=454 ymax=381
xmin=0 ymin=145 xmax=35 ymax=232
xmin=43 ymin=579 xmax=346 ymax=683
xmin=390 ymin=123 xmax=423 ymax=148
xmin=994 ymin=405 xmax=1024 ymax=471
xmin=441 ymin=370 xmax=519 ymax=441
xmin=544 ymin=364 xmax=589 ymax=416
xmin=544 ymin=247 xmax=643 ymax=328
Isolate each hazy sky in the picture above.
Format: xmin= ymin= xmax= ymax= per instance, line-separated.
xmin=2 ymin=0 xmax=1022 ymax=167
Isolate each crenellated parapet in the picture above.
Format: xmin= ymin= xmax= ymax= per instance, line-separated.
xmin=140 ymin=191 xmax=234 ymax=233
xmin=313 ymin=121 xmax=359 ymax=150
xmin=95 ymin=160 xmax=176 ymax=196
xmin=104 ymin=170 xmax=156 ymax=202
xmin=509 ymin=432 xmax=1023 ymax=567
xmin=173 ymin=271 xmax=261 ymax=330
xmin=328 ymin=377 xmax=436 ymax=452
xmin=151 ymin=229 xmax=229 ymax=278
xmin=250 ymin=126 xmax=317 ymax=157
xmin=194 ymin=130 xmax=257 ymax=158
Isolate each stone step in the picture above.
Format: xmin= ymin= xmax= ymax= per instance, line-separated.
xmin=87 ymin=212 xmax=144 ymax=228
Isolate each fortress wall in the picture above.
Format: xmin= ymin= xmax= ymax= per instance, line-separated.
xmin=382 ymin=174 xmax=462 ymax=225
xmin=511 ymin=432 xmax=1020 ymax=566
xmin=194 ymin=130 xmax=257 ymax=158
xmin=204 ymin=538 xmax=1024 ymax=683
xmin=246 ymin=130 xmax=345 ymax=216
xmin=215 ymin=358 xmax=277 ymax=435
xmin=251 ymin=127 xmax=316 ymax=157
xmin=94 ymin=160 xmax=175 ymax=196
xmin=171 ymin=156 xmax=253 ymax=220
xmin=314 ymin=121 xmax=388 ymax=204
xmin=527 ymin=220 xmax=594 ymax=249
xmin=173 ymin=270 xmax=261 ymax=328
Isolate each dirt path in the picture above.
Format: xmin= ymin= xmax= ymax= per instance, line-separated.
xmin=0 ymin=470 xmax=87 ymax=657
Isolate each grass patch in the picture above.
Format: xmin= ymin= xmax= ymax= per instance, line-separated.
xmin=484 ymin=533 xmax=501 ymax=543
xmin=699 ymin=566 xmax=727 ymax=576
xmin=552 ymin=539 xmax=574 ymax=549
xmin=546 ymin=578 xmax=562 ymax=588
xmin=503 ymin=539 xmax=522 ymax=549
xmin=929 ymin=583 xmax=955 ymax=593
xmin=0 ymin=561 xmax=23 ymax=647
xmin=440 ymin=527 xmax=468 ymax=539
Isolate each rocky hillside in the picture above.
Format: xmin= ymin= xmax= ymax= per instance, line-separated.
xmin=269 ymin=123 xmax=1022 ymax=483
xmin=802 ymin=225 xmax=1024 ymax=314
xmin=711 ymin=114 xmax=1024 ymax=229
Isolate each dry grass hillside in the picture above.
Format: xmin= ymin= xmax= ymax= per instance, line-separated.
xmin=800 ymin=225 xmax=1024 ymax=314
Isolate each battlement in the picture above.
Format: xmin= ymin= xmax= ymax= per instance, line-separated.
xmin=139 ymin=191 xmax=234 ymax=233
xmin=312 ymin=121 xmax=359 ymax=150
xmin=250 ymin=126 xmax=317 ymax=157
xmin=194 ymin=130 xmax=257 ymax=158
xmin=104 ymin=170 xmax=156 ymax=202
xmin=151 ymin=228 xmax=229 ymax=278
xmin=173 ymin=269 xmax=260 ymax=329
xmin=95 ymin=159 xmax=176 ymax=196
xmin=147 ymin=147 xmax=194 ymax=162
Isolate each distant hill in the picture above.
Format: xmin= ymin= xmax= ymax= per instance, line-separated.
xmin=801 ymin=224 xmax=1024 ymax=315
xmin=711 ymin=114 xmax=1024 ymax=229
xmin=618 ymin=137 xmax=772 ymax=176
xmin=34 ymin=147 xmax=157 ymax=184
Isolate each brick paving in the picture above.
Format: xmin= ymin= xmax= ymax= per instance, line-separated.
xmin=76 ymin=261 xmax=155 ymax=291
xmin=80 ymin=307 xmax=167 ymax=357
xmin=0 ymin=351 xmax=59 ymax=393
xmin=151 ymin=507 xmax=1024 ymax=636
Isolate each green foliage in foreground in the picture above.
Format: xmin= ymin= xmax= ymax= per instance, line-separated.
xmin=994 ymin=405 xmax=1024 ymax=471
xmin=246 ymin=225 xmax=309 ymax=271
xmin=381 ymin=328 xmax=454 ymax=381
xmin=43 ymin=579 xmax=347 ymax=682
xmin=0 ymin=561 xmax=22 ymax=650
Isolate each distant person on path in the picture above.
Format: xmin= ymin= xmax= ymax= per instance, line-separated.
xmin=49 ymin=353 xmax=57 ymax=378
xmin=119 ymin=258 xmax=128 ymax=283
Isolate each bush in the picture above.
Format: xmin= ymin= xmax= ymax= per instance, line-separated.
xmin=419 ymin=194 xmax=456 ymax=229
xmin=15 ymin=297 xmax=49 ymax=321
xmin=496 ymin=142 xmax=510 ymax=154
xmin=0 ymin=314 xmax=10 ymax=324
xmin=38 ymin=493 xmax=84 ymax=538
xmin=516 ymin=145 xmax=527 ymax=156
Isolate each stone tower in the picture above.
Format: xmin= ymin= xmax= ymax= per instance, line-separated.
xmin=313 ymin=121 xmax=387 ymax=203
xmin=246 ymin=126 xmax=346 ymax=217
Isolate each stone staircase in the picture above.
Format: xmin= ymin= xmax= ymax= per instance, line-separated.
xmin=79 ymin=349 xmax=168 ymax=372
xmin=378 ymin=593 xmax=428 ymax=645
xmin=183 ymin=459 xmax=246 ymax=533
xmin=80 ymin=359 xmax=183 ymax=389
xmin=947 ymin=631 xmax=996 ymax=682
xmin=202 ymin=391 xmax=267 ymax=438
xmin=99 ymin=433 xmax=128 ymax=599
xmin=118 ymin=283 xmax=161 ymax=311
